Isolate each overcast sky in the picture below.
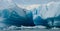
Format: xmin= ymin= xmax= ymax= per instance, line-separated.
xmin=0 ymin=0 xmax=60 ymax=9
xmin=13 ymin=0 xmax=60 ymax=5
xmin=0 ymin=0 xmax=60 ymax=5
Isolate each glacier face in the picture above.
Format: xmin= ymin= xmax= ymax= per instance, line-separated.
xmin=0 ymin=0 xmax=60 ymax=29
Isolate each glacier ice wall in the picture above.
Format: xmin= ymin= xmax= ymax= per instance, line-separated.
xmin=0 ymin=0 xmax=60 ymax=29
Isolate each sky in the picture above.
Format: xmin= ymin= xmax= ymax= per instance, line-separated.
xmin=0 ymin=0 xmax=60 ymax=6
xmin=13 ymin=0 xmax=60 ymax=5
xmin=0 ymin=0 xmax=60 ymax=9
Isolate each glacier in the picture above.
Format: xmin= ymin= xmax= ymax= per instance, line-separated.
xmin=0 ymin=0 xmax=60 ymax=29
